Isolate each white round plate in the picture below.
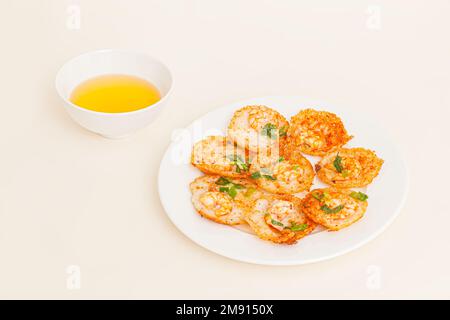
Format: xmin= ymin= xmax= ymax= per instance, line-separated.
xmin=158 ymin=96 xmax=408 ymax=265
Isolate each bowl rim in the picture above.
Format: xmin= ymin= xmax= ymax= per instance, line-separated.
xmin=55 ymin=49 xmax=174 ymax=116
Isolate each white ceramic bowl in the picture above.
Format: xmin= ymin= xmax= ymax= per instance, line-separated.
xmin=55 ymin=49 xmax=173 ymax=139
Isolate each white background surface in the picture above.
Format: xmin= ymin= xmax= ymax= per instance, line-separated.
xmin=0 ymin=0 xmax=449 ymax=299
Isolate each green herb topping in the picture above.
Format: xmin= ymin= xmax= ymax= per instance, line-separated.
xmin=252 ymin=168 xmax=276 ymax=180
xmin=271 ymin=219 xmax=284 ymax=227
xmin=250 ymin=172 xmax=262 ymax=179
xmin=289 ymin=223 xmax=309 ymax=232
xmin=215 ymin=177 xmax=231 ymax=186
xmin=261 ymin=123 xmax=278 ymax=139
xmin=333 ymin=153 xmax=343 ymax=173
xmin=227 ymin=155 xmax=249 ymax=173
xmin=311 ymin=192 xmax=324 ymax=201
xmin=350 ymin=191 xmax=368 ymax=201
xmin=216 ymin=177 xmax=244 ymax=199
xmin=320 ymin=204 xmax=344 ymax=214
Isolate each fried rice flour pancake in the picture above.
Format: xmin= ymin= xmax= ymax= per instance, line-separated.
xmin=190 ymin=175 xmax=265 ymax=225
xmin=302 ymin=188 xmax=368 ymax=231
xmin=245 ymin=194 xmax=316 ymax=244
xmin=227 ymin=105 xmax=289 ymax=155
xmin=249 ymin=153 xmax=314 ymax=194
xmin=315 ymin=148 xmax=383 ymax=188
xmin=191 ymin=136 xmax=250 ymax=178
xmin=285 ymin=109 xmax=352 ymax=156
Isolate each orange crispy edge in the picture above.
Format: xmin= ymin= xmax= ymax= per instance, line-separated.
xmin=246 ymin=194 xmax=317 ymax=245
xmin=315 ymin=148 xmax=384 ymax=188
xmin=286 ymin=109 xmax=353 ymax=156
xmin=301 ymin=188 xmax=368 ymax=231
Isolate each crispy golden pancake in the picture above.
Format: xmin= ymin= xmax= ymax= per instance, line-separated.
xmin=190 ymin=175 xmax=265 ymax=225
xmin=315 ymin=148 xmax=383 ymax=188
xmin=302 ymin=188 xmax=368 ymax=231
xmin=227 ymin=105 xmax=289 ymax=154
xmin=285 ymin=109 xmax=352 ymax=156
xmin=191 ymin=136 xmax=250 ymax=178
xmin=249 ymin=153 xmax=314 ymax=194
xmin=245 ymin=194 xmax=316 ymax=244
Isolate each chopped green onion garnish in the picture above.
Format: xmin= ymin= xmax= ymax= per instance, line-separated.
xmin=261 ymin=123 xmax=278 ymax=139
xmin=218 ymin=186 xmax=237 ymax=199
xmin=333 ymin=153 xmax=343 ymax=173
xmin=320 ymin=204 xmax=344 ymax=214
xmin=350 ymin=191 xmax=368 ymax=201
xmin=290 ymin=223 xmax=309 ymax=231
xmin=251 ymin=172 xmax=262 ymax=179
xmin=216 ymin=177 xmax=231 ymax=185
xmin=312 ymin=192 xmax=324 ymax=201
xmin=228 ymin=186 xmax=237 ymax=199
xmin=271 ymin=219 xmax=284 ymax=227
xmin=216 ymin=177 xmax=244 ymax=198
xmin=227 ymin=154 xmax=249 ymax=173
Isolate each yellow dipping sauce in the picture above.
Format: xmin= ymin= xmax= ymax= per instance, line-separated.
xmin=70 ymin=74 xmax=161 ymax=113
